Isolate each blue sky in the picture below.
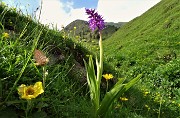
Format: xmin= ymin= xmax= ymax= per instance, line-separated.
xmin=61 ymin=0 xmax=98 ymax=9
xmin=2 ymin=0 xmax=98 ymax=14
xmin=2 ymin=0 xmax=39 ymax=14
xmin=1 ymin=0 xmax=161 ymax=29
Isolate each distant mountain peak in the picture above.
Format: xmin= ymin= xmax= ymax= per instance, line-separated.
xmin=63 ymin=19 xmax=126 ymax=40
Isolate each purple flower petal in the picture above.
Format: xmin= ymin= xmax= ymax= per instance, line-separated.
xmin=85 ymin=8 xmax=105 ymax=31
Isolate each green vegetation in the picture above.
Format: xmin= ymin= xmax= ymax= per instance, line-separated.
xmin=0 ymin=2 xmax=92 ymax=117
xmin=102 ymin=0 xmax=180 ymax=117
xmin=0 ymin=0 xmax=180 ymax=117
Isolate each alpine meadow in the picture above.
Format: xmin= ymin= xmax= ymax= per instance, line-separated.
xmin=0 ymin=0 xmax=180 ymax=118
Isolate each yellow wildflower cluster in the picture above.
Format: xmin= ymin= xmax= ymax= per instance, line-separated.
xmin=120 ymin=97 xmax=128 ymax=101
xmin=2 ymin=32 xmax=9 ymax=38
xmin=178 ymin=104 xmax=180 ymax=107
xmin=18 ymin=82 xmax=44 ymax=100
xmin=144 ymin=91 xmax=150 ymax=96
xmin=75 ymin=35 xmax=80 ymax=39
xmin=102 ymin=74 xmax=113 ymax=80
xmin=63 ymin=35 xmax=68 ymax=39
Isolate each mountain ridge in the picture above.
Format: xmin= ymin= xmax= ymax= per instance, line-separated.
xmin=62 ymin=19 xmax=126 ymax=40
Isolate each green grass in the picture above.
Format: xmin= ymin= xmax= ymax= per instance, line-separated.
xmin=0 ymin=3 xmax=92 ymax=118
xmin=0 ymin=0 xmax=180 ymax=117
xmin=101 ymin=0 xmax=180 ymax=117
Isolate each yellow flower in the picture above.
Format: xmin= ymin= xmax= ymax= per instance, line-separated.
xmin=74 ymin=26 xmax=76 ymax=30
xmin=178 ymin=104 xmax=180 ymax=107
xmin=156 ymin=92 xmax=160 ymax=97
xmin=75 ymin=35 xmax=79 ymax=38
xmin=103 ymin=74 xmax=113 ymax=80
xmin=120 ymin=97 xmax=128 ymax=101
xmin=2 ymin=32 xmax=9 ymax=38
xmin=144 ymin=91 xmax=149 ymax=96
xmin=18 ymin=82 xmax=44 ymax=100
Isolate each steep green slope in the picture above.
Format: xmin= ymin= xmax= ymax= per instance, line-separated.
xmin=102 ymin=0 xmax=180 ymax=117
xmin=0 ymin=3 xmax=92 ymax=117
xmin=0 ymin=0 xmax=180 ymax=117
xmin=103 ymin=0 xmax=179 ymax=75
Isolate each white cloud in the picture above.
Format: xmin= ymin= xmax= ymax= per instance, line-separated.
xmin=36 ymin=0 xmax=87 ymax=30
xmin=97 ymin=0 xmax=161 ymax=22
xmin=36 ymin=0 xmax=161 ymax=30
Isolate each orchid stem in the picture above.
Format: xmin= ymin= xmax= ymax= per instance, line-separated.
xmin=106 ymin=81 xmax=109 ymax=93
xmin=95 ymin=31 xmax=103 ymax=118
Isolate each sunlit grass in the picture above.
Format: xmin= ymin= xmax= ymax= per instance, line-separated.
xmin=0 ymin=0 xmax=180 ymax=117
xmin=0 ymin=3 xmax=92 ymax=117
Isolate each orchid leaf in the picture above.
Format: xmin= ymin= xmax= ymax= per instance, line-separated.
xmin=83 ymin=56 xmax=98 ymax=107
xmin=98 ymin=74 xmax=142 ymax=117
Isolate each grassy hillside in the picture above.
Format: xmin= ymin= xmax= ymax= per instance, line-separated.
xmin=106 ymin=22 xmax=126 ymax=28
xmin=102 ymin=0 xmax=180 ymax=117
xmin=104 ymin=0 xmax=179 ymax=66
xmin=0 ymin=3 xmax=92 ymax=117
xmin=0 ymin=0 xmax=180 ymax=117
xmin=103 ymin=0 xmax=179 ymax=78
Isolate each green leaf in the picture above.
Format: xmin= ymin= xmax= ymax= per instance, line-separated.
xmin=83 ymin=56 xmax=98 ymax=106
xmin=97 ymin=78 xmax=125 ymax=117
xmin=97 ymin=74 xmax=142 ymax=117
xmin=124 ymin=74 xmax=142 ymax=91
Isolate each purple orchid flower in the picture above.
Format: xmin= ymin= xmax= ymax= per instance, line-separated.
xmin=85 ymin=8 xmax=105 ymax=31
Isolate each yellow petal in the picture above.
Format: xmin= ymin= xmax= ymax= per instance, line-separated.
xmin=17 ymin=84 xmax=26 ymax=95
xmin=120 ymin=97 xmax=128 ymax=101
xmin=33 ymin=82 xmax=44 ymax=96
xmin=103 ymin=74 xmax=113 ymax=80
xmin=17 ymin=82 xmax=44 ymax=100
xmin=21 ymin=94 xmax=34 ymax=100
